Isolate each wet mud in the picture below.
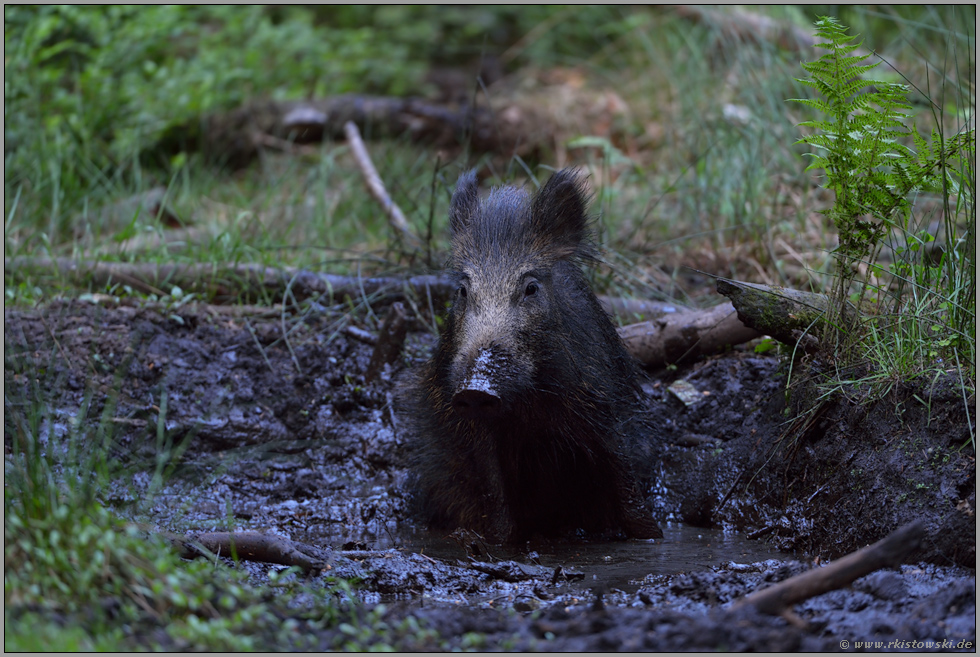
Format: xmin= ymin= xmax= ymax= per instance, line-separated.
xmin=4 ymin=299 xmax=975 ymax=650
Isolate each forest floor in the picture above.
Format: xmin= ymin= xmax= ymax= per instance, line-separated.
xmin=5 ymin=298 xmax=974 ymax=650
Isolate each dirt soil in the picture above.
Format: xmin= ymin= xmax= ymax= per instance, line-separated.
xmin=4 ymin=298 xmax=976 ymax=651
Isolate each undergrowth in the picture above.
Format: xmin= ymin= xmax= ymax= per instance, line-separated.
xmin=3 ymin=6 xmax=426 ymax=227
xmin=794 ymin=17 xmax=975 ymax=345
xmin=790 ymin=16 xmax=974 ymax=445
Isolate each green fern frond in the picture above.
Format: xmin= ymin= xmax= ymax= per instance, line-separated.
xmin=789 ymin=15 xmax=976 ymax=375
xmin=792 ymin=18 xmax=931 ymax=238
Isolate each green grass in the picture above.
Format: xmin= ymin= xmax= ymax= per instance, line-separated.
xmin=6 ymin=7 xmax=971 ymax=301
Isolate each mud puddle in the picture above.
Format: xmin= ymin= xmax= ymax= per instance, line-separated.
xmin=4 ymin=299 xmax=975 ymax=650
xmin=397 ymin=523 xmax=793 ymax=594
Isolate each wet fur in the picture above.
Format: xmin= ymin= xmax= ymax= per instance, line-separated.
xmin=398 ymin=169 xmax=661 ymax=542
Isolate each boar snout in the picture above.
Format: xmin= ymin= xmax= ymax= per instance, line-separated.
xmin=452 ymin=389 xmax=501 ymax=419
xmin=452 ymin=348 xmax=505 ymax=419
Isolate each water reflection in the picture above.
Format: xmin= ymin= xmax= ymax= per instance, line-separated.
xmin=393 ymin=522 xmax=795 ymax=592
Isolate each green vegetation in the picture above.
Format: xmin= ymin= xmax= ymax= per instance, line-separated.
xmin=3 ymin=347 xmax=448 ymax=651
xmin=4 ymin=4 xmax=974 ymax=649
xmin=791 ymin=16 xmax=974 ymax=427
xmin=4 ymin=6 xmax=426 ymax=218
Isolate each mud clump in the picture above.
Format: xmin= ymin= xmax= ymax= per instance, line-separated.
xmin=398 ymin=169 xmax=661 ymax=542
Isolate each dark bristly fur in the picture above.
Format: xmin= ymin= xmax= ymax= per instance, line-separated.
xmin=398 ymin=168 xmax=661 ymax=542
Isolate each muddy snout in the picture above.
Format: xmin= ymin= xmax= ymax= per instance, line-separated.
xmin=452 ymin=388 xmax=501 ymax=418
xmin=451 ymin=347 xmax=508 ymax=420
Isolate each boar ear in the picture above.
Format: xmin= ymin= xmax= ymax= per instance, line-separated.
xmin=449 ymin=170 xmax=480 ymax=236
xmin=530 ymin=168 xmax=594 ymax=258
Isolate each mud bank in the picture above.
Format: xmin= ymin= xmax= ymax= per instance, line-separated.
xmin=643 ymin=354 xmax=975 ymax=567
xmin=4 ymin=300 xmax=975 ymax=650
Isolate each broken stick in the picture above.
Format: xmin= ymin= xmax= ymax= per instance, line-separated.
xmin=364 ymin=301 xmax=409 ymax=382
xmin=344 ymin=120 xmax=421 ymax=250
xmin=733 ymin=519 xmax=926 ymax=618
xmin=617 ymin=301 xmax=761 ymax=368
xmin=178 ymin=531 xmax=334 ymax=573
xmin=715 ymin=276 xmax=857 ymax=353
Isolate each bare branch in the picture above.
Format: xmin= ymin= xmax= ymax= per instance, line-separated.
xmin=174 ymin=531 xmax=336 ymax=573
xmin=5 ymin=257 xmax=453 ymax=306
xmin=344 ymin=121 xmax=421 ymax=250
xmin=733 ymin=519 xmax=927 ymax=619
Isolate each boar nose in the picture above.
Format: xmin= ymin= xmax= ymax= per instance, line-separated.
xmin=452 ymin=347 xmax=503 ymax=419
xmin=452 ymin=389 xmax=502 ymax=419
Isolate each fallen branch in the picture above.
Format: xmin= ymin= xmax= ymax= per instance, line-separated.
xmin=598 ymin=296 xmax=688 ymax=323
xmin=194 ymin=95 xmax=522 ymax=170
xmin=9 ymin=257 xmax=763 ymax=368
xmin=177 ymin=531 xmax=334 ymax=573
xmin=618 ymin=301 xmax=761 ymax=368
xmin=715 ymin=277 xmax=857 ymax=353
xmin=6 ymin=257 xmax=689 ymax=320
xmin=467 ymin=559 xmax=551 ymax=583
xmin=733 ymin=519 xmax=926 ymax=624
xmin=82 ymin=294 xmax=294 ymax=319
xmin=5 ymin=257 xmax=454 ymax=306
xmin=344 ymin=121 xmax=420 ymax=249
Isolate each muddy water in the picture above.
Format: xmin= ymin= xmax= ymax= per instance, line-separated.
xmin=538 ymin=525 xmax=791 ymax=590
xmin=396 ymin=523 xmax=793 ymax=593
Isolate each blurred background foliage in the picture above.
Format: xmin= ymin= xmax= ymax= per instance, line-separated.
xmin=4 ymin=5 xmax=974 ymax=361
xmin=5 ymin=5 xmax=971 ymax=235
xmin=2 ymin=7 xmax=975 ymax=648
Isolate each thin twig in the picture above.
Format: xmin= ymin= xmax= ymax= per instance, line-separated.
xmin=244 ymin=318 xmax=275 ymax=373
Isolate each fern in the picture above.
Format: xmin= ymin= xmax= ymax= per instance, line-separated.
xmin=791 ymin=16 xmax=975 ymax=355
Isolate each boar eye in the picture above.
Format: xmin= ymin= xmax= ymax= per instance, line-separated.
xmin=524 ymin=281 xmax=539 ymax=297
xmin=457 ymin=285 xmax=468 ymax=299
